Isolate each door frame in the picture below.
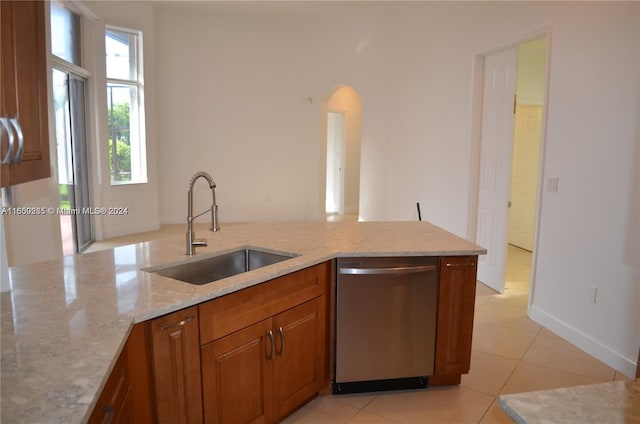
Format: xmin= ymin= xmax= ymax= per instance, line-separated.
xmin=51 ymin=56 xmax=95 ymax=253
xmin=468 ymin=27 xmax=553 ymax=309
xmin=326 ymin=110 xmax=346 ymax=215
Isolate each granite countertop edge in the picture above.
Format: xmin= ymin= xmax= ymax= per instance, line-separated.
xmin=498 ymin=379 xmax=640 ymax=424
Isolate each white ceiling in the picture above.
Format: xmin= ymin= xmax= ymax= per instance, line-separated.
xmin=153 ymin=0 xmax=388 ymax=18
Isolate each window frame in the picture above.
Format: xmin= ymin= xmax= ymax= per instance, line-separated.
xmin=105 ymin=25 xmax=147 ymax=185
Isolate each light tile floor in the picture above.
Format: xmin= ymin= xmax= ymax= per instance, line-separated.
xmin=281 ymin=244 xmax=632 ymax=424
xmin=88 ymin=232 xmax=632 ymax=423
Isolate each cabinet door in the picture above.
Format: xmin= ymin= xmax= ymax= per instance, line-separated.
xmin=88 ymin=322 xmax=154 ymax=423
xmin=273 ymin=296 xmax=327 ymax=421
xmin=0 ymin=1 xmax=50 ymax=186
xmin=201 ymin=319 xmax=274 ymax=424
xmin=433 ymin=256 xmax=478 ymax=381
xmin=87 ymin=346 xmax=132 ymax=424
xmin=126 ymin=322 xmax=154 ymax=423
xmin=151 ymin=306 xmax=203 ymax=424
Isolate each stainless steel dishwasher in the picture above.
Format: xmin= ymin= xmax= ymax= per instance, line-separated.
xmin=333 ymin=256 xmax=439 ymax=394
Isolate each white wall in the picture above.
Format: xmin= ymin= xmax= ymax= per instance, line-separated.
xmin=151 ymin=1 xmax=639 ymax=376
xmin=526 ymin=2 xmax=638 ymax=377
xmin=154 ymin=5 xmax=322 ymax=223
xmin=3 ymin=180 xmax=62 ymax=267
xmin=0 ymin=216 xmax=9 ymax=291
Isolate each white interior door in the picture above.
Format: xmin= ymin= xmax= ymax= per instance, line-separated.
xmin=508 ymin=105 xmax=542 ymax=251
xmin=476 ymin=48 xmax=517 ymax=293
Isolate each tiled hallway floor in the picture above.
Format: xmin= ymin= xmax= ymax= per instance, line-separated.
xmin=282 ymin=245 xmax=631 ymax=424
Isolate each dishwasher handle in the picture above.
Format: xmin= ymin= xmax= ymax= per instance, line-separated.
xmin=339 ymin=264 xmax=436 ymax=275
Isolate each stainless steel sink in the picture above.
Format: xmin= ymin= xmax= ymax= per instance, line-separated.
xmin=144 ymin=248 xmax=298 ymax=285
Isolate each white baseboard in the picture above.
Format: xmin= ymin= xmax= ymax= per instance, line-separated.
xmin=529 ymin=304 xmax=638 ymax=379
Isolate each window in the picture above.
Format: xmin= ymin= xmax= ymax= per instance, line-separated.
xmin=105 ymin=27 xmax=146 ymax=184
xmin=50 ymin=2 xmax=81 ymax=66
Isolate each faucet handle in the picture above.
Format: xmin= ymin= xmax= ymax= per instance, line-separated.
xmin=186 ymin=231 xmax=207 ymax=255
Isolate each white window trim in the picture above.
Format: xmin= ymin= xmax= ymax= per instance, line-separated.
xmin=105 ymin=25 xmax=147 ymax=185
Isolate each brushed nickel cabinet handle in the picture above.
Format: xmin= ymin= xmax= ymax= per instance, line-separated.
xmin=266 ymin=330 xmax=275 ymax=360
xmin=445 ymin=262 xmax=476 ymax=267
xmin=0 ymin=118 xmax=15 ymax=165
xmin=277 ymin=326 xmax=284 ymax=356
xmin=160 ymin=315 xmax=194 ymax=331
xmin=10 ymin=118 xmax=24 ymax=163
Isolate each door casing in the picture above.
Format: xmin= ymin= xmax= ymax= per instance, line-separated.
xmin=468 ymin=28 xmax=552 ymax=307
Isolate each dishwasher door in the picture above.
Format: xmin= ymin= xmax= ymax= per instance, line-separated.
xmin=335 ymin=256 xmax=438 ymax=391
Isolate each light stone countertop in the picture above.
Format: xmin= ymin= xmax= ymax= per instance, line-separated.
xmin=1 ymin=221 xmax=484 ymax=424
xmin=499 ymin=379 xmax=640 ymax=423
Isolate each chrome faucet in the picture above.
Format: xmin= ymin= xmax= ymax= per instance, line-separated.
xmin=186 ymin=171 xmax=220 ymax=255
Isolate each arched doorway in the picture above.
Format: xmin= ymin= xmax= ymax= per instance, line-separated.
xmin=325 ymin=86 xmax=362 ymax=221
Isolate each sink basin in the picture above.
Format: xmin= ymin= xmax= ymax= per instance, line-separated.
xmin=145 ymin=248 xmax=298 ymax=285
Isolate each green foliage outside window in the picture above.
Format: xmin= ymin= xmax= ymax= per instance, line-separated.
xmin=108 ymin=102 xmax=131 ymax=181
xmin=108 ymin=138 xmax=131 ymax=181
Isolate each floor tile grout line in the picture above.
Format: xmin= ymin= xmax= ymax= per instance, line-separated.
xmin=515 ymin=321 xmax=618 ymax=383
xmin=467 ymin=347 xmax=524 ymax=366
xmin=493 ymin=325 xmax=544 ymax=399
xmin=476 ymin=396 xmax=499 ymax=424
xmin=509 ymin=358 xmax=616 ymax=385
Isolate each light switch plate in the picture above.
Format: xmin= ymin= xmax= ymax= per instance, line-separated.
xmin=588 ymin=286 xmax=598 ymax=303
xmin=547 ymin=177 xmax=559 ymax=192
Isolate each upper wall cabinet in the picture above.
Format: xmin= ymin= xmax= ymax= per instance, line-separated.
xmin=1 ymin=1 xmax=51 ymax=187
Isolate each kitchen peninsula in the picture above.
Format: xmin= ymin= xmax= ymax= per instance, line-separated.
xmin=1 ymin=221 xmax=485 ymax=423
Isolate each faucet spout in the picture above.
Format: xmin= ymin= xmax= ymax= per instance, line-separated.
xmin=186 ymin=171 xmax=220 ymax=255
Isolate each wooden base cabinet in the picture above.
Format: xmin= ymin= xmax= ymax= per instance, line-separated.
xmin=273 ymin=297 xmax=326 ymax=421
xmin=201 ymin=296 xmax=327 ymax=424
xmin=87 ymin=346 xmax=132 ymax=424
xmin=88 ymin=256 xmax=482 ymax=423
xmin=430 ymin=255 xmax=478 ymax=386
xmin=88 ymin=323 xmax=154 ymax=424
xmin=150 ymin=306 xmax=204 ymax=423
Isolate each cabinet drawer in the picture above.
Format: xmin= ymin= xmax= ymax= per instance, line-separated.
xmin=199 ymin=261 xmax=330 ymax=345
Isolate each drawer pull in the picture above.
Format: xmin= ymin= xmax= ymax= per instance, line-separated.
xmin=266 ymin=330 xmax=275 ymax=360
xmin=102 ymin=404 xmax=114 ymax=424
xmin=445 ymin=262 xmax=475 ymax=268
xmin=160 ymin=315 xmax=194 ymax=331
xmin=11 ymin=118 xmax=24 ymax=163
xmin=0 ymin=118 xmax=14 ymax=165
xmin=277 ymin=326 xmax=284 ymax=356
